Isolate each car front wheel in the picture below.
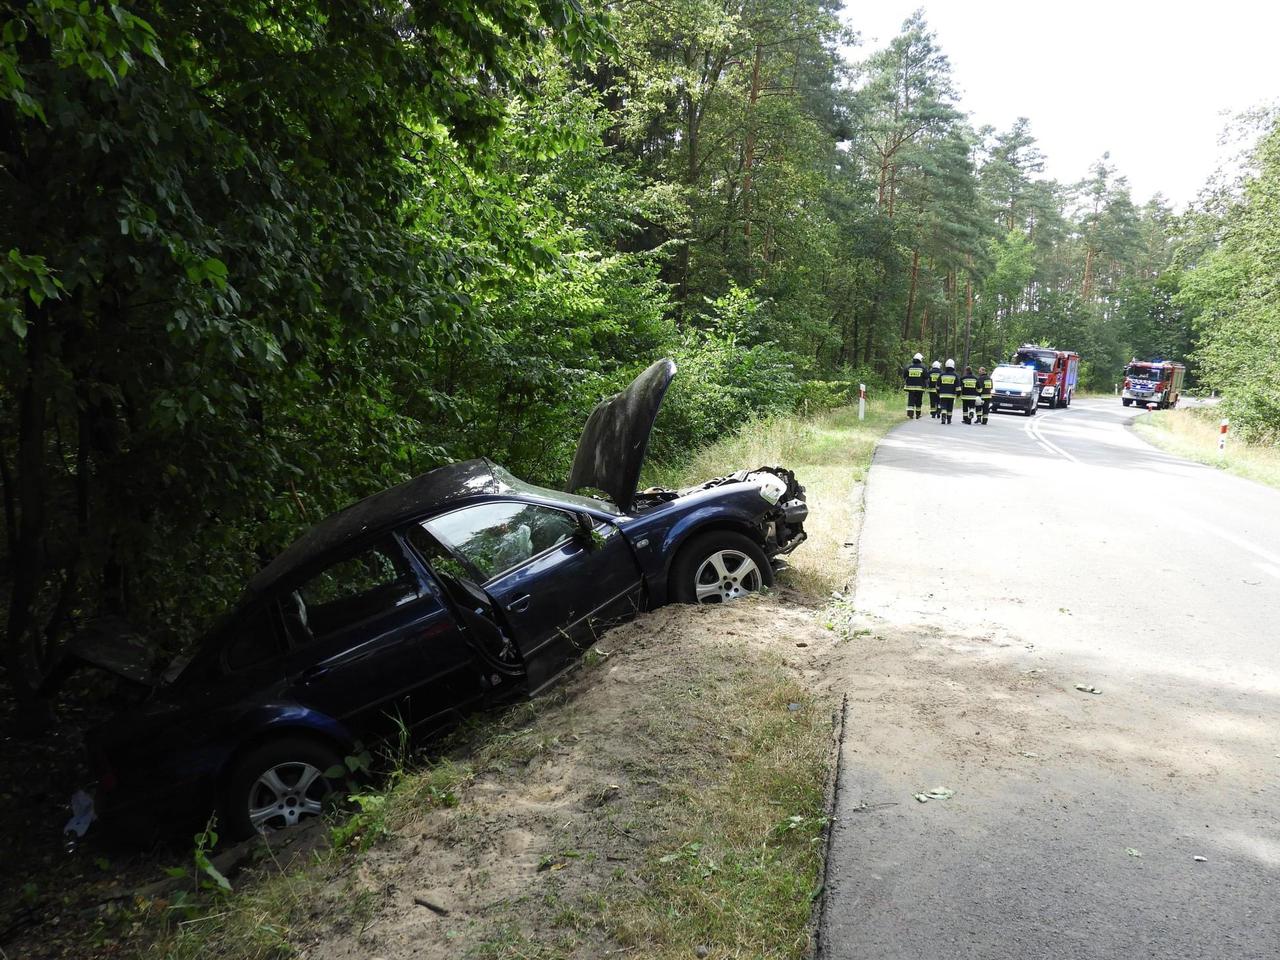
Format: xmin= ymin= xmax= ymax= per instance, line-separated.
xmin=223 ymin=737 xmax=341 ymax=839
xmin=671 ymin=531 xmax=774 ymax=604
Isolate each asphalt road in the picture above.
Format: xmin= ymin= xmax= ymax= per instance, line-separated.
xmin=821 ymin=397 xmax=1280 ymax=960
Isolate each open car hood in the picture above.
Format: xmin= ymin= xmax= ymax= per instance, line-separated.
xmin=567 ymin=358 xmax=676 ymax=512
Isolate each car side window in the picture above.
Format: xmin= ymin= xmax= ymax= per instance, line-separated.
xmin=288 ymin=540 xmax=420 ymax=642
xmin=422 ymin=502 xmax=579 ymax=582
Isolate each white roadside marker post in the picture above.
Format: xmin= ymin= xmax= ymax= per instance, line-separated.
xmin=858 ymin=383 xmax=866 ymax=421
xmin=1219 ymin=419 xmax=1229 ymax=458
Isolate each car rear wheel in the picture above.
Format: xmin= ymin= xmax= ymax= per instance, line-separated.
xmin=223 ymin=737 xmax=341 ymax=839
xmin=671 ymin=531 xmax=773 ymax=604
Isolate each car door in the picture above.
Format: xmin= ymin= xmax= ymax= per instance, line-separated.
xmin=278 ymin=536 xmax=484 ymax=736
xmin=420 ymin=500 xmax=644 ymax=694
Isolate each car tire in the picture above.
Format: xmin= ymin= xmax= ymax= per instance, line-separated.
xmin=670 ymin=531 xmax=774 ymax=605
xmin=1122 ymin=398 xmax=1132 ymax=407
xmin=222 ymin=737 xmax=342 ymax=839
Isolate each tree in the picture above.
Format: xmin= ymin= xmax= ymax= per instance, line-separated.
xmin=0 ymin=0 xmax=602 ymax=727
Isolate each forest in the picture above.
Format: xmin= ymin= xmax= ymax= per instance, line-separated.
xmin=1 ymin=0 xmax=1277 ymax=724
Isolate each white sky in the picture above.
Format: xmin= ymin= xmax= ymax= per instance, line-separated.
xmin=842 ymin=1 xmax=1280 ymax=209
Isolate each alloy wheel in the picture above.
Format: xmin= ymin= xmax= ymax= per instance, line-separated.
xmin=247 ymin=761 xmax=328 ymax=833
xmin=693 ymin=549 xmax=763 ymax=603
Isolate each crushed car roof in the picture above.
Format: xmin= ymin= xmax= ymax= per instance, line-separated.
xmin=245 ymin=458 xmax=501 ymax=597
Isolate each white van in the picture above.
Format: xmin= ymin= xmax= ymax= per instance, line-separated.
xmin=989 ymin=364 xmax=1038 ymax=416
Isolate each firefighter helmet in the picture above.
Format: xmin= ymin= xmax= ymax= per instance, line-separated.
xmin=931 ymin=360 xmax=941 ymax=370
xmin=913 ymin=352 xmax=924 ymax=362
xmin=945 ymin=358 xmax=955 ymax=369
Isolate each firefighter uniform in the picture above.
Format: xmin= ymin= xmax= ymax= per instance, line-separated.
xmin=936 ymin=366 xmax=959 ymax=424
xmin=927 ymin=362 xmax=942 ymax=418
xmin=978 ymin=371 xmax=994 ymax=424
xmin=902 ymin=357 xmax=927 ymax=419
xmin=960 ymin=369 xmax=980 ymax=424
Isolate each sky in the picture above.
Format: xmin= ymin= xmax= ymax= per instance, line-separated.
xmin=841 ymin=0 xmax=1280 ymax=209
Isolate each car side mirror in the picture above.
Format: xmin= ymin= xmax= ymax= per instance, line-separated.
xmin=574 ymin=511 xmax=598 ymax=549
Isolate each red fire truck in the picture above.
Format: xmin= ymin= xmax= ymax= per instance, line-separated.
xmin=1121 ymin=359 xmax=1185 ymax=409
xmin=1012 ymin=344 xmax=1081 ymax=408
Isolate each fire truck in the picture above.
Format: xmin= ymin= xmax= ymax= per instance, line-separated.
xmin=1121 ymin=359 xmax=1185 ymax=409
xmin=1012 ymin=344 xmax=1081 ymax=408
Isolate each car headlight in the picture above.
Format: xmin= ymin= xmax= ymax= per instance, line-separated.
xmin=757 ymin=476 xmax=786 ymax=505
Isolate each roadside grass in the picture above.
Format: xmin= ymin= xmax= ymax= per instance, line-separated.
xmin=647 ymin=395 xmax=898 ymax=597
xmin=605 ymin=652 xmax=830 ymax=959
xmin=1133 ymin=406 xmax=1280 ymax=491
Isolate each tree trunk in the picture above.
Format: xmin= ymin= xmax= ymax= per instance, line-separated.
xmin=1082 ymin=246 xmax=1095 ymax=302
xmin=964 ymin=275 xmax=974 ymax=367
xmin=902 ymin=248 xmax=920 ymax=339
xmin=5 ymin=298 xmax=55 ymax=733
xmin=741 ymin=43 xmax=763 ymax=266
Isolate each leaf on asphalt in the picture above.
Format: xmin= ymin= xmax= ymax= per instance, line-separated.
xmin=1194 ymin=856 xmax=1208 ymax=862
xmin=913 ymin=793 xmax=930 ymax=803
xmin=925 ymin=787 xmax=954 ymax=800
xmin=1075 ymin=684 xmax=1102 ymax=695
xmin=1125 ymin=848 xmax=1143 ymax=858
xmin=1021 ymin=751 xmax=1040 ymax=758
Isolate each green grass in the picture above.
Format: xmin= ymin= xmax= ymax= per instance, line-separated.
xmin=604 ymin=658 xmax=831 ymax=959
xmin=141 ymin=759 xmax=472 ymax=959
xmin=646 ymin=396 xmax=899 ymax=597
xmin=1133 ymin=405 xmax=1280 ymax=492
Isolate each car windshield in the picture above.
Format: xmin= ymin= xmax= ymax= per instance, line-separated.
xmin=494 ymin=466 xmax=620 ymax=514
xmin=1016 ymin=355 xmax=1054 ymax=374
xmin=1127 ymin=366 xmax=1160 ymax=380
xmin=993 ymin=366 xmax=1033 ymax=385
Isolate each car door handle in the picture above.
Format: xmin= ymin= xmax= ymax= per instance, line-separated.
xmin=506 ymin=594 xmax=532 ymax=613
xmin=294 ymin=665 xmax=331 ymax=685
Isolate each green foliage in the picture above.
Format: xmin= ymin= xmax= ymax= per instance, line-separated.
xmin=1178 ymin=119 xmax=1280 ymax=443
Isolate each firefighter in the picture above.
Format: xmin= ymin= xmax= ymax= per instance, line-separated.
xmin=927 ymin=360 xmax=942 ymax=418
xmin=977 ymin=365 xmax=994 ymax=424
xmin=902 ymin=352 xmax=927 ymax=419
xmin=960 ymin=365 xmax=980 ymax=424
xmin=936 ymin=359 xmax=959 ymax=424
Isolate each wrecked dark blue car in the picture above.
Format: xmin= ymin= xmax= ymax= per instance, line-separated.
xmin=84 ymin=359 xmax=807 ymax=839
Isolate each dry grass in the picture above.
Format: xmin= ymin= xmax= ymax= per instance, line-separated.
xmin=1133 ymin=406 xmax=1280 ymax=492
xmin=647 ymin=396 xmax=899 ymax=598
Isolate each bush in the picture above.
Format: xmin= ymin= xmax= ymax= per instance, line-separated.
xmin=795 ymin=379 xmax=855 ymax=410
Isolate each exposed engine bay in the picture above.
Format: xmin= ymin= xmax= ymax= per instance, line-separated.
xmin=634 ymin=466 xmax=808 ymax=555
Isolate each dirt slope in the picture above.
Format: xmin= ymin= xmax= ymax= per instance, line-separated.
xmin=294 ymin=599 xmax=839 ymax=960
